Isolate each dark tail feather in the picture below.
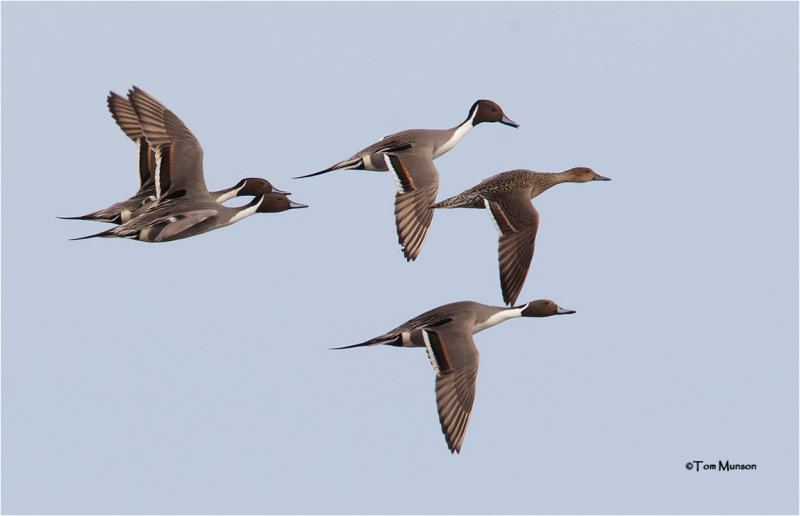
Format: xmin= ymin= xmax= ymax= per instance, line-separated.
xmin=58 ymin=214 xmax=121 ymax=224
xmin=294 ymin=157 xmax=364 ymax=179
xmin=293 ymin=167 xmax=339 ymax=179
xmin=329 ymin=334 xmax=401 ymax=350
xmin=329 ymin=342 xmax=375 ymax=350
xmin=70 ymin=229 xmax=112 ymax=241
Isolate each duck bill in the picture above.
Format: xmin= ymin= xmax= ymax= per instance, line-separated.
xmin=500 ymin=115 xmax=519 ymax=128
xmin=272 ymin=187 xmax=292 ymax=195
xmin=556 ymin=306 xmax=576 ymax=314
xmin=592 ymin=173 xmax=612 ymax=181
xmin=288 ymin=200 xmax=309 ymax=209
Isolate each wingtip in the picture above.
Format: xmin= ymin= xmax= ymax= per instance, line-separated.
xmin=107 ymin=91 xmax=123 ymax=109
xmin=402 ymin=248 xmax=419 ymax=262
xmin=502 ymin=291 xmax=519 ymax=307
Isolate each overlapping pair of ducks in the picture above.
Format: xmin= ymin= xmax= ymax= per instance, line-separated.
xmin=63 ymin=87 xmax=306 ymax=242
xmin=64 ymin=87 xmax=610 ymax=454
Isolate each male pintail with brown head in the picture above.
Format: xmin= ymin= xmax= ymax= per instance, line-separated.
xmin=332 ymin=298 xmax=574 ymax=453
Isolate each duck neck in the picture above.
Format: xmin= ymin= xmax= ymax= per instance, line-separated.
xmin=225 ymin=195 xmax=263 ymax=225
xmin=530 ymin=172 xmax=570 ymax=199
xmin=434 ymin=110 xmax=478 ymax=159
xmin=473 ymin=306 xmax=525 ymax=334
xmin=211 ymin=183 xmax=244 ymax=203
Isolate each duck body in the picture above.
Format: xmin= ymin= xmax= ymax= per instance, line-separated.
xmin=124 ymin=177 xmax=290 ymax=223
xmin=433 ymin=168 xmax=610 ymax=306
xmin=337 ymin=300 xmax=530 ymax=348
xmin=334 ymin=299 xmax=574 ymax=453
xmin=296 ymin=100 xmax=518 ymax=261
xmin=65 ymin=178 xmax=279 ymax=226
xmin=304 ymin=126 xmax=473 ymax=176
xmin=433 ymin=169 xmax=565 ymax=209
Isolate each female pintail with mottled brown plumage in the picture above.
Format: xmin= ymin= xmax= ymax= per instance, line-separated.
xmin=71 ymin=86 xmax=306 ymax=242
xmin=333 ymin=299 xmax=575 ymax=454
xmin=60 ymin=91 xmax=290 ymax=225
xmin=295 ymin=100 xmax=519 ymax=261
xmin=433 ymin=167 xmax=611 ymax=306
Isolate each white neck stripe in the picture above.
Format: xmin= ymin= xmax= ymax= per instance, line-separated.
xmin=226 ymin=200 xmax=260 ymax=225
xmin=434 ymin=109 xmax=477 ymax=159
xmin=473 ymin=307 xmax=524 ymax=334
xmin=216 ymin=183 xmax=245 ymax=203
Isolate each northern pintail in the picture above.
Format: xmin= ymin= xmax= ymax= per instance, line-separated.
xmin=434 ymin=167 xmax=610 ymax=305
xmin=61 ymin=92 xmax=290 ymax=224
xmin=295 ymin=100 xmax=518 ymax=261
xmin=333 ymin=299 xmax=575 ymax=453
xmin=72 ymin=87 xmax=307 ymax=242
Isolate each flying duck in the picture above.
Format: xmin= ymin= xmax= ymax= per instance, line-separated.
xmin=333 ymin=299 xmax=574 ymax=453
xmin=433 ymin=167 xmax=610 ymax=305
xmin=295 ymin=100 xmax=518 ymax=261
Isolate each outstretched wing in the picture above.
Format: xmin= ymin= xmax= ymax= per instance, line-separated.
xmin=483 ymin=191 xmax=539 ymax=306
xmin=384 ymin=152 xmax=439 ymax=261
xmin=128 ymin=86 xmax=207 ymax=200
xmin=421 ymin=319 xmax=480 ymax=454
xmin=107 ymin=91 xmax=156 ymax=190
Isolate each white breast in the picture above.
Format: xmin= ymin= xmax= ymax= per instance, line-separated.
xmin=472 ymin=305 xmax=525 ymax=334
xmin=433 ymin=108 xmax=477 ymax=158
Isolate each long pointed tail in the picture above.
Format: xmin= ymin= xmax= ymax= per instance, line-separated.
xmin=58 ymin=214 xmax=121 ymax=224
xmin=330 ymin=334 xmax=401 ymax=350
xmin=294 ymin=157 xmax=364 ymax=179
xmin=70 ymin=229 xmax=113 ymax=241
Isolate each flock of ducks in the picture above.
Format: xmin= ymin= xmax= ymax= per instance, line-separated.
xmin=62 ymin=87 xmax=609 ymax=454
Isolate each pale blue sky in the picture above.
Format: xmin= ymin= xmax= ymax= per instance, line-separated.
xmin=2 ymin=1 xmax=798 ymax=514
